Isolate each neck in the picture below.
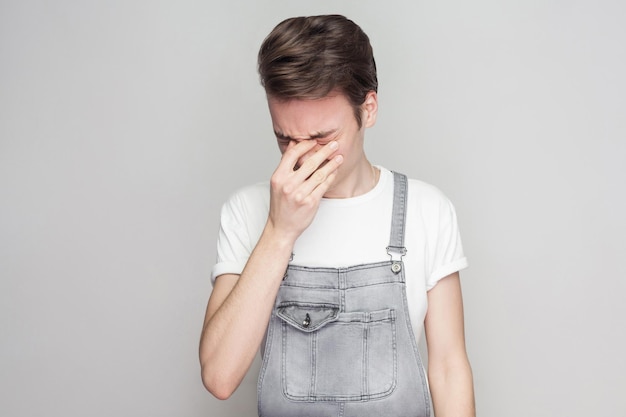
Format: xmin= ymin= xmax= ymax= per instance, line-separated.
xmin=323 ymin=159 xmax=379 ymax=199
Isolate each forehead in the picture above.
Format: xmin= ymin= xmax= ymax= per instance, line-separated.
xmin=267 ymin=93 xmax=354 ymax=136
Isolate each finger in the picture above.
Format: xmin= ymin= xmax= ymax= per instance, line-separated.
xmin=294 ymin=154 xmax=344 ymax=199
xmin=295 ymin=145 xmax=319 ymax=169
xmin=276 ymin=140 xmax=318 ymax=174
xmin=308 ymin=166 xmax=340 ymax=201
xmin=292 ymin=141 xmax=339 ymax=180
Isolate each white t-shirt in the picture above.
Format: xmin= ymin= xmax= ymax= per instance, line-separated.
xmin=211 ymin=167 xmax=468 ymax=342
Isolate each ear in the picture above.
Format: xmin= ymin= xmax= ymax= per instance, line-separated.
xmin=361 ymin=91 xmax=378 ymax=128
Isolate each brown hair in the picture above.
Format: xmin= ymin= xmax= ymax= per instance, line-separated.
xmin=258 ymin=15 xmax=378 ymax=128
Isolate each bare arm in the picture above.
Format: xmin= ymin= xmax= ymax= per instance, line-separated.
xmin=424 ymin=272 xmax=475 ymax=417
xmin=199 ymin=231 xmax=293 ymax=400
xmin=199 ymin=140 xmax=343 ymax=399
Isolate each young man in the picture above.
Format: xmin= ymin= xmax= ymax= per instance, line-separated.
xmin=200 ymin=15 xmax=475 ymax=417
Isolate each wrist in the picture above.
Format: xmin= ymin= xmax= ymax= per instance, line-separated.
xmin=261 ymin=220 xmax=298 ymax=254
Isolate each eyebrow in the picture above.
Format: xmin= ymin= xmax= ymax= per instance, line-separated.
xmin=274 ymin=129 xmax=337 ymax=140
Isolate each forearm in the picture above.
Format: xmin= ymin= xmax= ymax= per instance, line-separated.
xmin=199 ymin=224 xmax=294 ymax=399
xmin=428 ymin=357 xmax=475 ymax=417
xmin=200 ymin=140 xmax=343 ymax=399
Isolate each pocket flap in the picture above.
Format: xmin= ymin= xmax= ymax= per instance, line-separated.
xmin=277 ymin=303 xmax=339 ymax=332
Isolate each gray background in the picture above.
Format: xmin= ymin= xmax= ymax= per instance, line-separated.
xmin=1 ymin=0 xmax=625 ymax=416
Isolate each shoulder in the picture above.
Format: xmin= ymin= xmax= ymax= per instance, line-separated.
xmin=224 ymin=181 xmax=270 ymax=207
xmin=375 ymin=166 xmax=445 ymax=203
xmin=220 ymin=182 xmax=270 ymax=221
xmin=378 ymin=168 xmax=451 ymax=206
xmin=375 ymin=168 xmax=456 ymax=215
xmin=407 ymin=177 xmax=445 ymax=198
xmin=406 ymin=178 xmax=452 ymax=208
xmin=382 ymin=170 xmax=459 ymax=223
xmin=404 ymin=177 xmax=461 ymax=234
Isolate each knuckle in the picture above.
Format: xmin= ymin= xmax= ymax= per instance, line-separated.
xmin=293 ymin=192 xmax=304 ymax=203
xmin=312 ymin=170 xmax=326 ymax=182
xmin=281 ymin=184 xmax=293 ymax=195
xmin=299 ymin=195 xmax=313 ymax=208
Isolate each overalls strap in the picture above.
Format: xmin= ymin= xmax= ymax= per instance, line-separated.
xmin=387 ymin=172 xmax=408 ymax=270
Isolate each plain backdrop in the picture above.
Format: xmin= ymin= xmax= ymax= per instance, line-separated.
xmin=1 ymin=0 xmax=625 ymax=416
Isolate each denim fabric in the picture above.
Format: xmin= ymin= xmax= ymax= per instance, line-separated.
xmin=258 ymin=173 xmax=431 ymax=417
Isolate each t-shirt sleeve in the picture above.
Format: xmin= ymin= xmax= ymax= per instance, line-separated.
xmin=210 ymin=192 xmax=253 ymax=285
xmin=425 ymin=191 xmax=468 ymax=290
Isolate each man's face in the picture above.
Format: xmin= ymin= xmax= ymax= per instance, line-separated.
xmin=267 ymin=92 xmax=377 ymax=193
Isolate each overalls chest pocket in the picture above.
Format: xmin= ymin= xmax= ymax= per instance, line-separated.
xmin=275 ymin=302 xmax=398 ymax=402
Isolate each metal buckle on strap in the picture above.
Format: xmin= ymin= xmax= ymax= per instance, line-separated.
xmin=386 ymin=246 xmax=407 ymax=274
xmin=282 ymin=252 xmax=295 ymax=280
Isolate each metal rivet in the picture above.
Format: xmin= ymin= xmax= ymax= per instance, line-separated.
xmin=302 ymin=313 xmax=311 ymax=328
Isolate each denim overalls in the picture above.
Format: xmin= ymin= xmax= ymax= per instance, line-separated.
xmin=258 ymin=172 xmax=431 ymax=417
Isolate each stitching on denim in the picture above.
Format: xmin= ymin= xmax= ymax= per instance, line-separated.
xmin=280 ymin=320 xmax=288 ymax=401
xmin=363 ymin=319 xmax=368 ymax=397
xmin=399 ymin=275 xmax=431 ymax=416
xmin=257 ymin=312 xmax=275 ymax=415
xmin=281 ymin=264 xmax=405 ymax=290
xmin=281 ymin=309 xmax=397 ymax=402
xmin=311 ymin=330 xmax=317 ymax=400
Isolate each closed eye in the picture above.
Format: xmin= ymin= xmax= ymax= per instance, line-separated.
xmin=274 ymin=129 xmax=338 ymax=143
